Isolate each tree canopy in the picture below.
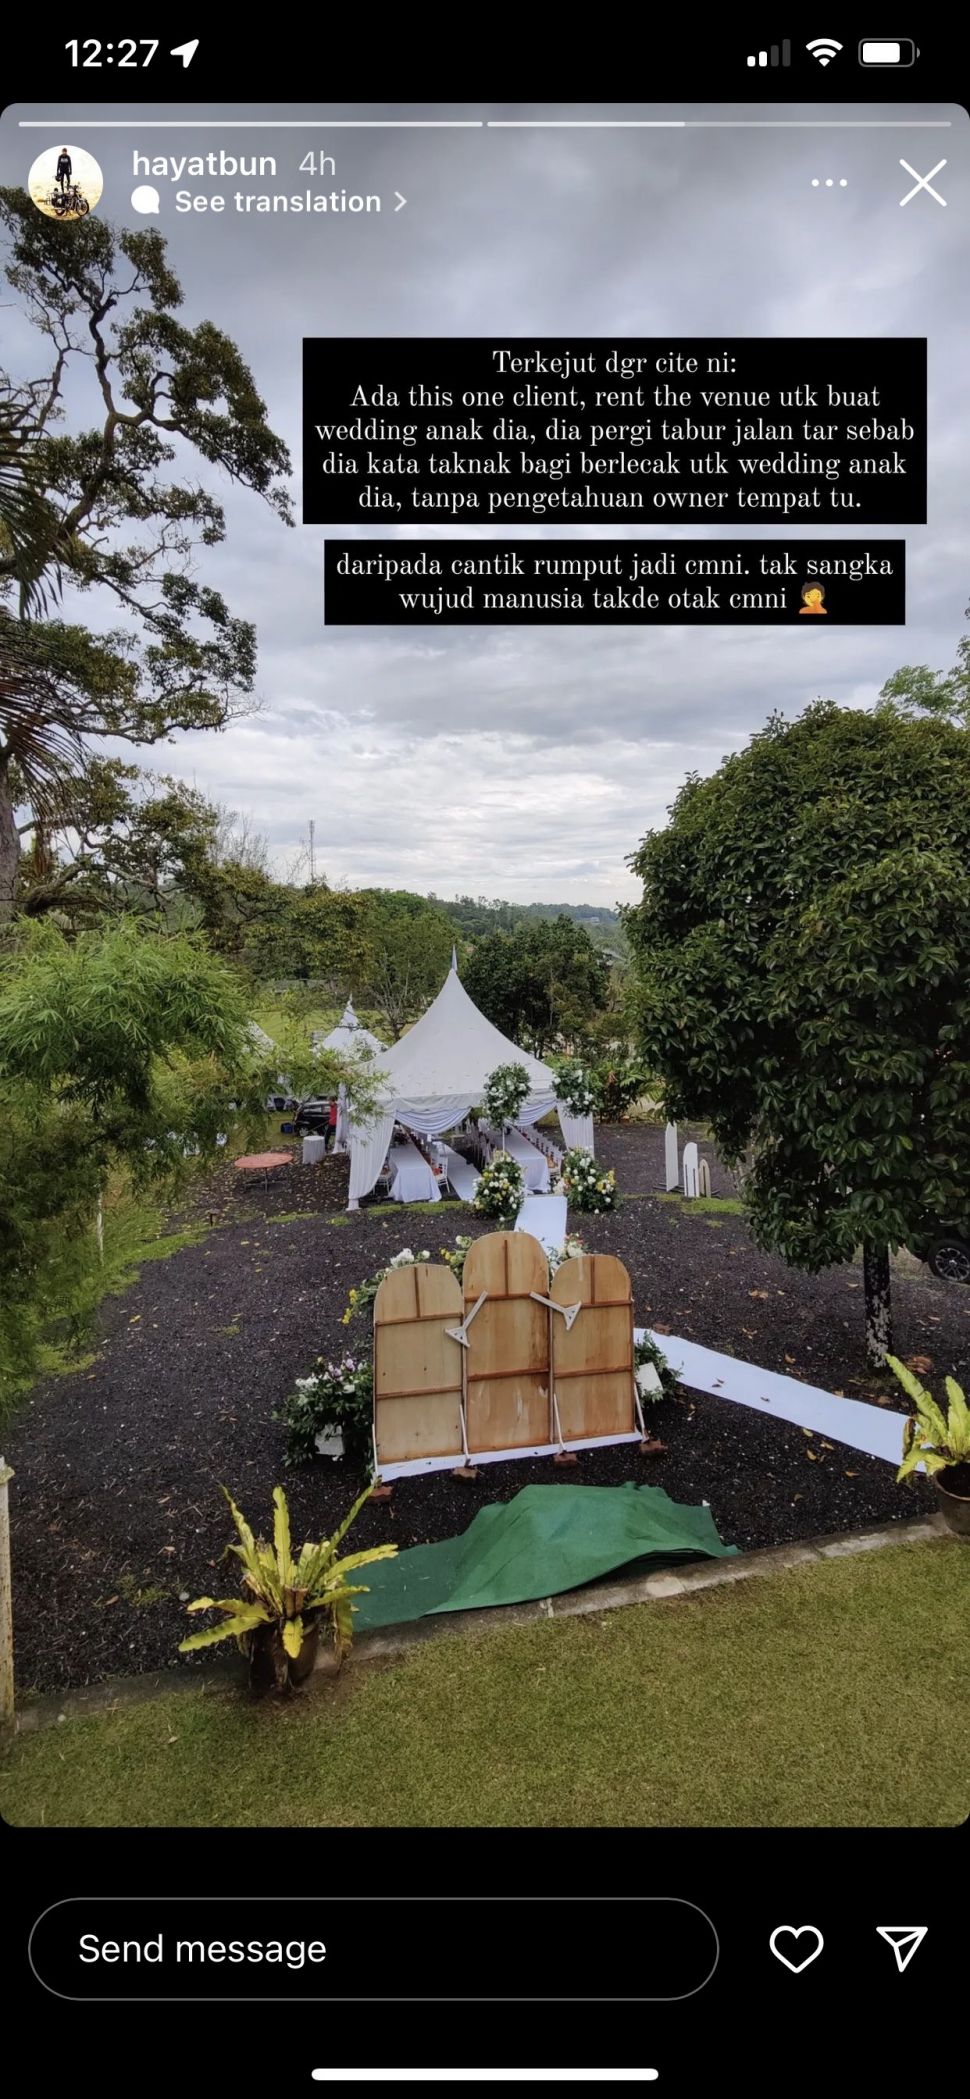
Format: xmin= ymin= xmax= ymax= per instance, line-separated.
xmin=463 ymin=913 xmax=609 ymax=1056
xmin=0 ymin=918 xmax=376 ymax=1394
xmin=626 ymin=703 xmax=970 ymax=1363
xmin=0 ymin=191 xmax=291 ymax=920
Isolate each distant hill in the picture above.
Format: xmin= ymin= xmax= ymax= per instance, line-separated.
xmin=429 ymin=894 xmax=627 ymax=962
xmin=430 ymin=893 xmax=621 ymax=932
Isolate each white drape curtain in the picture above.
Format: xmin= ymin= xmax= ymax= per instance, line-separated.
xmin=556 ymin=1107 xmax=595 ymax=1154
xmin=348 ymin=1110 xmax=396 ymax=1207
xmin=348 ymin=1092 xmax=594 ymax=1207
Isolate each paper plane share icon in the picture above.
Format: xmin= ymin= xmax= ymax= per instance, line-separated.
xmin=876 ymin=1926 xmax=928 ymax=1973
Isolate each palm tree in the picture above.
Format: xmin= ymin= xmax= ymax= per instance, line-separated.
xmin=0 ymin=389 xmax=62 ymax=615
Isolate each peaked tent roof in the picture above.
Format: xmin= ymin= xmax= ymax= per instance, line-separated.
xmin=376 ymin=957 xmax=554 ymax=1105
xmin=317 ymin=1000 xmax=384 ymax=1057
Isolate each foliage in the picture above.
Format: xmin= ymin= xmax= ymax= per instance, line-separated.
xmin=472 ymin=1152 xmax=525 ymax=1220
xmin=556 ymin=1147 xmax=618 ymax=1213
xmin=635 ymin=1334 xmax=677 ymax=1401
xmin=0 ymin=385 xmax=65 ymax=613
xmin=887 ymin=1356 xmax=970 ymax=1482
xmin=626 ymin=704 xmax=970 ymax=1361
xmin=0 ymin=192 xmax=291 ymax=920
xmin=276 ymin=1356 xmax=374 ymax=1468
xmin=179 ymin=1482 xmax=396 ymax=1682
xmin=0 ymin=917 xmax=365 ymax=1396
xmin=481 ymin=1060 xmax=532 ymax=1129
xmin=552 ymin=1058 xmax=600 ymax=1118
xmin=440 ymin=1230 xmax=586 ymax=1287
xmin=260 ymin=1010 xmax=383 ymax=1128
xmin=440 ymin=1233 xmax=474 ymax=1283
xmin=463 ymin=914 xmax=609 ymax=1056
xmin=591 ymin=1052 xmax=652 ymax=1122
xmin=357 ymin=889 xmax=455 ymax=1040
xmin=14 ymin=759 xmax=225 ymax=927
xmin=877 ymin=599 xmax=970 ymax=728
xmin=341 ymin=1247 xmax=431 ymax=1327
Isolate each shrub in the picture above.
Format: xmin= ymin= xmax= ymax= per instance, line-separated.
xmin=441 ymin=1233 xmax=474 ymax=1283
xmin=556 ymin=1147 xmax=618 ymax=1213
xmin=276 ymin=1355 xmax=373 ymax=1466
xmin=635 ymin=1333 xmax=677 ymax=1401
xmin=592 ymin=1054 xmax=651 ymax=1122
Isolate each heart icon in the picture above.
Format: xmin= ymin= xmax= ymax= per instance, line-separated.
xmin=769 ymin=1925 xmax=824 ymax=1974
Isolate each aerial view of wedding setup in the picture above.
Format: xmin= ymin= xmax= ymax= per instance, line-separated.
xmin=0 ymin=129 xmax=967 ymax=1834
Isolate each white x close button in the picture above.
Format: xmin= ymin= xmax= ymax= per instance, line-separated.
xmin=899 ymin=158 xmax=947 ymax=207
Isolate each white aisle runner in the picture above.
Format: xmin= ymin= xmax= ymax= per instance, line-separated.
xmin=638 ymin=1329 xmax=909 ymax=1466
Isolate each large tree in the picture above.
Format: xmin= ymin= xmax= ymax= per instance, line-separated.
xmin=358 ymin=889 xmax=456 ymax=1040
xmin=626 ymin=704 xmax=970 ymax=1366
xmin=463 ymin=913 xmax=608 ymax=1057
xmin=0 ymin=190 xmax=291 ymax=920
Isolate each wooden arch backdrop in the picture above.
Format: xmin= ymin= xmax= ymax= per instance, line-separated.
xmin=372 ymin=1231 xmax=644 ymax=1479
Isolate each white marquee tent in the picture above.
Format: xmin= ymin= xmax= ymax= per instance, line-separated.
xmin=317 ymin=999 xmax=385 ymax=1059
xmin=316 ymin=1001 xmax=384 ymax=1153
xmin=348 ymin=952 xmax=594 ymax=1208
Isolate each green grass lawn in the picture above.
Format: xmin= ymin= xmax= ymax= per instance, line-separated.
xmin=2 ymin=1538 xmax=966 ymax=1828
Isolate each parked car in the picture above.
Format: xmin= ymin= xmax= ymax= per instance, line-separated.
xmin=909 ymin=1225 xmax=970 ymax=1284
xmin=292 ymin=1098 xmax=332 ymax=1136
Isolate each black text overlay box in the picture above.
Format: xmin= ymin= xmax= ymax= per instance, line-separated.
xmin=324 ymin=538 xmax=905 ymax=625
xmin=302 ymin=338 xmax=927 ymax=526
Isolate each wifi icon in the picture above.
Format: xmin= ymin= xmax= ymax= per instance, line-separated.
xmin=806 ymin=37 xmax=843 ymax=65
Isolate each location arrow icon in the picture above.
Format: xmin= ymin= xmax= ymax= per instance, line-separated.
xmin=876 ymin=1926 xmax=928 ymax=1973
xmin=170 ymin=40 xmax=200 ymax=68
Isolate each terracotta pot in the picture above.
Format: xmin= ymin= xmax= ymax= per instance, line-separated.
xmin=934 ymin=1473 xmax=970 ymax=1538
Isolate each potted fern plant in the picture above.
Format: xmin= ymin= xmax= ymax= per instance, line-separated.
xmin=179 ymin=1482 xmax=397 ymax=1691
xmin=887 ymin=1355 xmax=970 ymax=1537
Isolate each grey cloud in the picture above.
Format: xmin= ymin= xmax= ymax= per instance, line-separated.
xmin=2 ymin=99 xmax=967 ymax=903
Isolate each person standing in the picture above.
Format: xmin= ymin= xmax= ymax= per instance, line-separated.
xmin=327 ymin=1098 xmax=338 ymax=1151
xmin=56 ymin=148 xmax=72 ymax=194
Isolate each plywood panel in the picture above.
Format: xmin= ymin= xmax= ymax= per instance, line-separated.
xmin=373 ymin=1263 xmax=464 ymax=1466
xmin=464 ymin=1232 xmax=552 ymax=1452
xmin=551 ymin=1253 xmax=636 ymax=1443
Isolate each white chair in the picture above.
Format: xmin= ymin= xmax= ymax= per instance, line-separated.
xmin=515 ymin=1193 xmax=569 ymax=1258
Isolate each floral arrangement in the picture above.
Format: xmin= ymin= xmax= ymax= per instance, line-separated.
xmin=556 ymin=1146 xmax=618 ymax=1214
xmin=441 ymin=1230 xmax=587 ymax=1285
xmin=481 ymin=1061 xmax=532 ymax=1131
xmin=634 ymin=1333 xmax=677 ymax=1401
xmin=553 ymin=1059 xmax=599 ymax=1118
xmin=472 ymin=1151 xmax=525 ymax=1219
xmin=441 ymin=1233 xmax=474 ymax=1282
xmin=275 ymin=1354 xmax=374 ymax=1466
xmin=342 ymin=1246 xmax=431 ymax=1325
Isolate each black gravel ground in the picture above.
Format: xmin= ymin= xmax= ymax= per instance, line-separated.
xmin=7 ymin=1122 xmax=966 ymax=1693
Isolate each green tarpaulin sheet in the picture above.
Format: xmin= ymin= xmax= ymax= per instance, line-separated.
xmin=352 ymin=1482 xmax=736 ymax=1632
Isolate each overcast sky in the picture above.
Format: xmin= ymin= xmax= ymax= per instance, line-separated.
xmin=2 ymin=99 xmax=968 ymax=905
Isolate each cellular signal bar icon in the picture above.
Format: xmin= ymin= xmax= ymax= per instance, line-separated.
xmin=747 ymin=41 xmax=791 ymax=67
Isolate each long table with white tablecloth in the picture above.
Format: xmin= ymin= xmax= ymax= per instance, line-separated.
xmin=497 ymin=1128 xmax=550 ymax=1193
xmin=387 ymin=1137 xmax=441 ymax=1203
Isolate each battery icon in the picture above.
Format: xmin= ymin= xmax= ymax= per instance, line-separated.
xmin=859 ymin=39 xmax=919 ymax=65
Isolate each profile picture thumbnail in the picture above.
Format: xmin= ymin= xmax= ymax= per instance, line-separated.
xmin=28 ymin=144 xmax=104 ymax=222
